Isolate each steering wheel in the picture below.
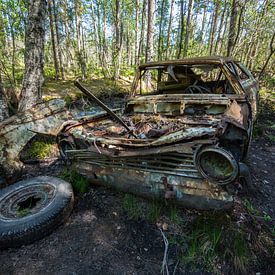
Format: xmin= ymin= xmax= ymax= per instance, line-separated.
xmin=183 ymin=85 xmax=211 ymax=94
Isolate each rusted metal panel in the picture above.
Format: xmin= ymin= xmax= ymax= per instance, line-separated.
xmin=74 ymin=162 xmax=233 ymax=210
xmin=58 ymin=57 xmax=258 ymax=210
xmin=0 ymin=99 xmax=70 ymax=179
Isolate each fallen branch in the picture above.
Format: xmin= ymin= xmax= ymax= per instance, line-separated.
xmin=160 ymin=228 xmax=170 ymax=275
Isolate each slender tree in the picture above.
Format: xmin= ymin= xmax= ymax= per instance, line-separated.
xmin=157 ymin=0 xmax=165 ymax=60
xmin=137 ymin=0 xmax=147 ymax=63
xmin=48 ymin=0 xmax=59 ymax=80
xmin=165 ymin=0 xmax=174 ymax=59
xmin=177 ymin=0 xmax=185 ymax=58
xmin=208 ymin=0 xmax=220 ymax=55
xmin=53 ymin=0 xmax=65 ymax=79
xmin=145 ymin=0 xmax=155 ymax=62
xmin=259 ymin=31 xmax=275 ymax=78
xmin=75 ymin=0 xmax=86 ymax=79
xmin=227 ymin=0 xmax=238 ymax=56
xmin=183 ymin=0 xmax=193 ymax=57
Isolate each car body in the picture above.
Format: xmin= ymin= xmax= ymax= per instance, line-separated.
xmin=58 ymin=57 xmax=259 ymax=210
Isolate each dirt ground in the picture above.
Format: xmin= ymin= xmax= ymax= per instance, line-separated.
xmin=0 ymin=135 xmax=274 ymax=275
xmin=1 ymin=90 xmax=274 ymax=274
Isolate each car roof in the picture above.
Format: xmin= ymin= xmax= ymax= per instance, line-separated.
xmin=139 ymin=56 xmax=234 ymax=69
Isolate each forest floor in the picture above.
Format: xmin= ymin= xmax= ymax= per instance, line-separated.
xmin=0 ymin=80 xmax=274 ymax=274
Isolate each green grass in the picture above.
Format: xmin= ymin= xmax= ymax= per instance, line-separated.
xmin=122 ymin=194 xmax=144 ymax=220
xmin=26 ymin=141 xmax=55 ymax=160
xmin=168 ymin=205 xmax=182 ymax=225
xmin=177 ymin=214 xmax=251 ymax=273
xmin=120 ymin=194 xmax=273 ymax=274
xmin=122 ymin=195 xmax=165 ymax=222
xmin=146 ymin=199 xmax=163 ymax=222
xmin=60 ymin=169 xmax=90 ymax=194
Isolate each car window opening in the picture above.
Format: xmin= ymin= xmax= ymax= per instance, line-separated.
xmin=137 ymin=64 xmax=235 ymax=95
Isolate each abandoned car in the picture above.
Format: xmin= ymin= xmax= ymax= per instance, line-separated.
xmin=58 ymin=57 xmax=259 ymax=210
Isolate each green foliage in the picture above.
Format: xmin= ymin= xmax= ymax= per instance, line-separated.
xmin=122 ymin=194 xmax=166 ymax=222
xmin=122 ymin=194 xmax=144 ymax=220
xmin=168 ymin=205 xmax=182 ymax=225
xmin=60 ymin=169 xmax=90 ymax=194
xmin=146 ymin=199 xmax=163 ymax=222
xmin=244 ymin=199 xmax=273 ymax=223
xmin=26 ymin=141 xmax=55 ymax=160
xmin=253 ymin=124 xmax=265 ymax=138
xmin=63 ymin=95 xmax=73 ymax=106
xmin=180 ymin=214 xmax=250 ymax=273
xmin=44 ymin=66 xmax=58 ymax=79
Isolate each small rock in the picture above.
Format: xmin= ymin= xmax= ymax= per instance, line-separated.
xmin=162 ymin=223 xmax=168 ymax=231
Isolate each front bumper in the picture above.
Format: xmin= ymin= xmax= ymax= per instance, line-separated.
xmin=67 ymin=149 xmax=234 ymax=210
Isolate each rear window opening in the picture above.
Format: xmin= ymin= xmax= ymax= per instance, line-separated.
xmin=136 ymin=64 xmax=235 ymax=95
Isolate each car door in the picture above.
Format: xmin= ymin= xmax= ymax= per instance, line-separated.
xmin=233 ymin=61 xmax=259 ymax=120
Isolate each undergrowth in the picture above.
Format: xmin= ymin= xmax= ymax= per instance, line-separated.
xmin=121 ymin=193 xmax=274 ymax=274
xmin=60 ymin=169 xmax=90 ymax=194
xmin=26 ymin=140 xmax=55 ymax=160
xmin=122 ymin=195 xmax=164 ymax=222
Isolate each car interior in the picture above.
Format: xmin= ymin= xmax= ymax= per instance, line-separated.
xmin=137 ymin=64 xmax=235 ymax=95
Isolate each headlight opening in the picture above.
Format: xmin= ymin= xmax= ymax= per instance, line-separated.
xmin=195 ymin=146 xmax=239 ymax=185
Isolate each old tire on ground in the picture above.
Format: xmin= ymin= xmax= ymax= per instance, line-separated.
xmin=0 ymin=176 xmax=74 ymax=249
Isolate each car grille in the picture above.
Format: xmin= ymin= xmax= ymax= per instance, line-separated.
xmin=66 ymin=150 xmax=202 ymax=179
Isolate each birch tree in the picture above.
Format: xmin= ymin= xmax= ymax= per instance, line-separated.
xmin=18 ymin=0 xmax=47 ymax=112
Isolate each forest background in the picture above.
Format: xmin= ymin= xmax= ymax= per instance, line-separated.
xmin=0 ymin=0 xmax=274 ymax=97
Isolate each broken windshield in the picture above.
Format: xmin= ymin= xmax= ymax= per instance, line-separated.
xmin=136 ymin=64 xmax=234 ymax=95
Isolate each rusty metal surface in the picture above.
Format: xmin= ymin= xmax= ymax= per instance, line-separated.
xmin=139 ymin=56 xmax=234 ymax=69
xmin=0 ymin=99 xmax=71 ymax=179
xmin=74 ymin=162 xmax=233 ymax=210
xmin=58 ymin=58 xmax=258 ymax=210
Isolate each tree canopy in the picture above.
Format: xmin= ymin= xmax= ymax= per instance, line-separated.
xmin=0 ymin=0 xmax=274 ymax=86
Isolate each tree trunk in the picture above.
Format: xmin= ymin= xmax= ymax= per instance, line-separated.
xmin=220 ymin=5 xmax=230 ymax=55
xmin=48 ymin=0 xmax=60 ymax=80
xmin=199 ymin=0 xmax=208 ymax=54
xmin=214 ymin=1 xmax=227 ymax=54
xmin=137 ymin=0 xmax=147 ymax=63
xmin=165 ymin=0 xmax=174 ymax=59
xmin=135 ymin=0 xmax=140 ymax=63
xmin=208 ymin=0 xmax=220 ymax=55
xmin=63 ymin=0 xmax=71 ymax=70
xmin=53 ymin=0 xmax=65 ymax=79
xmin=259 ymin=32 xmax=275 ymax=78
xmin=227 ymin=0 xmax=238 ymax=56
xmin=113 ymin=0 xmax=122 ymax=79
xmin=183 ymin=0 xmax=193 ymax=57
xmin=145 ymin=0 xmax=155 ymax=62
xmin=177 ymin=0 xmax=185 ymax=59
xmin=157 ymin=0 xmax=165 ymax=60
xmin=232 ymin=4 xmax=244 ymax=56
xmin=75 ymin=0 xmax=86 ymax=79
xmin=18 ymin=0 xmax=47 ymax=112
xmin=0 ymin=74 xmax=9 ymax=122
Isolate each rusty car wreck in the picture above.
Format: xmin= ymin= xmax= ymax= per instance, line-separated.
xmin=57 ymin=57 xmax=259 ymax=210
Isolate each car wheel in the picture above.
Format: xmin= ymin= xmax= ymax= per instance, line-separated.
xmin=0 ymin=176 xmax=74 ymax=249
